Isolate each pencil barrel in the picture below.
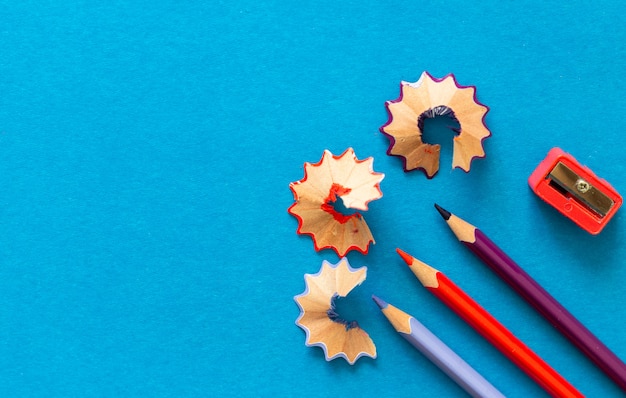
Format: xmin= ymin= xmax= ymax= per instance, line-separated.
xmin=467 ymin=229 xmax=626 ymax=390
xmin=402 ymin=318 xmax=505 ymax=398
xmin=431 ymin=273 xmax=584 ymax=398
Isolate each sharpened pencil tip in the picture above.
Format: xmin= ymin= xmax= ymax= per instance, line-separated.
xmin=372 ymin=295 xmax=388 ymax=309
xmin=434 ymin=203 xmax=451 ymax=220
xmin=396 ymin=248 xmax=414 ymax=265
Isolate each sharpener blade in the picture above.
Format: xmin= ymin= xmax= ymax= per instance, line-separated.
xmin=548 ymin=162 xmax=614 ymax=217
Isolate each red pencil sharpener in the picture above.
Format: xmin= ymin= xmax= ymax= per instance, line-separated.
xmin=528 ymin=147 xmax=622 ymax=235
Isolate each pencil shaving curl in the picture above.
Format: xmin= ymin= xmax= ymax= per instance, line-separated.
xmin=294 ymin=258 xmax=376 ymax=364
xmin=288 ymin=148 xmax=384 ymax=256
xmin=380 ymin=71 xmax=491 ymax=178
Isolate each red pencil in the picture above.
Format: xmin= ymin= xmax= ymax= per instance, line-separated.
xmin=397 ymin=248 xmax=583 ymax=398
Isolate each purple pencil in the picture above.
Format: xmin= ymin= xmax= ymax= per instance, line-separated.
xmin=373 ymin=295 xmax=505 ymax=398
xmin=435 ymin=204 xmax=626 ymax=391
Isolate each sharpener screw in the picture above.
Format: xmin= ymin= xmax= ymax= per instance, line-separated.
xmin=575 ymin=179 xmax=590 ymax=193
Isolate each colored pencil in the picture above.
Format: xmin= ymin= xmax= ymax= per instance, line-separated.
xmin=397 ymin=248 xmax=583 ymax=397
xmin=373 ymin=295 xmax=506 ymax=398
xmin=435 ymin=203 xmax=626 ymax=391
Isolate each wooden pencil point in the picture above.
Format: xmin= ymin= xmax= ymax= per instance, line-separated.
xmin=398 ymin=250 xmax=440 ymax=289
xmin=375 ymin=297 xmax=413 ymax=335
xmin=372 ymin=295 xmax=387 ymax=310
xmin=445 ymin=213 xmax=478 ymax=243
xmin=434 ymin=203 xmax=451 ymax=220
xmin=396 ymin=248 xmax=414 ymax=265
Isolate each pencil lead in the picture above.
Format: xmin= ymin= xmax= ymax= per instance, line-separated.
xmin=434 ymin=203 xmax=451 ymax=220
xmin=396 ymin=248 xmax=414 ymax=265
xmin=372 ymin=295 xmax=388 ymax=310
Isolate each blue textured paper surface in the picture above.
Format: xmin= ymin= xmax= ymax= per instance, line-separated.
xmin=0 ymin=1 xmax=624 ymax=397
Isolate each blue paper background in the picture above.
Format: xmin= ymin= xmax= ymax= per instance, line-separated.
xmin=1 ymin=1 xmax=624 ymax=397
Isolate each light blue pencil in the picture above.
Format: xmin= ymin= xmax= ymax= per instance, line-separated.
xmin=373 ymin=295 xmax=505 ymax=398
